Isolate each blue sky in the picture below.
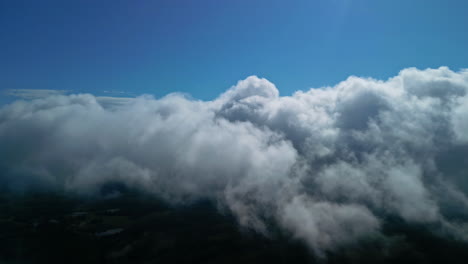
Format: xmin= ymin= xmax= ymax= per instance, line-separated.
xmin=1 ymin=0 xmax=467 ymax=101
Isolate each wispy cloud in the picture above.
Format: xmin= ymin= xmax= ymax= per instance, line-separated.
xmin=3 ymin=89 xmax=134 ymax=109
xmin=4 ymin=89 xmax=70 ymax=99
xmin=95 ymin=96 xmax=134 ymax=109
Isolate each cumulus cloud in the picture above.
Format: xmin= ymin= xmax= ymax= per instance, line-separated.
xmin=1 ymin=67 xmax=468 ymax=254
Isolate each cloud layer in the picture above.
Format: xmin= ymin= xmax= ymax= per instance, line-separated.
xmin=1 ymin=67 xmax=468 ymax=254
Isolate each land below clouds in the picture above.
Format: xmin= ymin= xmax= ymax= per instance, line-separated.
xmin=1 ymin=190 xmax=468 ymax=264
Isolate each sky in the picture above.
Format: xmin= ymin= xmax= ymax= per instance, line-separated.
xmin=1 ymin=0 xmax=467 ymax=101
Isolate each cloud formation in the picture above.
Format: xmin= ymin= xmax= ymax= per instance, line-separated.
xmin=4 ymin=89 xmax=70 ymax=99
xmin=1 ymin=67 xmax=468 ymax=254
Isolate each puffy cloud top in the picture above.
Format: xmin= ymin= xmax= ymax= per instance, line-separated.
xmin=219 ymin=75 xmax=279 ymax=102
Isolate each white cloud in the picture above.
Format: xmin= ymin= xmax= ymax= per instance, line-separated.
xmin=1 ymin=66 xmax=468 ymax=254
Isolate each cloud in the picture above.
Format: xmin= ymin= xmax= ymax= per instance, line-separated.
xmin=280 ymin=196 xmax=380 ymax=256
xmin=4 ymin=88 xmax=135 ymax=109
xmin=4 ymin=89 xmax=70 ymax=99
xmin=93 ymin=96 xmax=135 ymax=109
xmin=1 ymin=67 xmax=468 ymax=255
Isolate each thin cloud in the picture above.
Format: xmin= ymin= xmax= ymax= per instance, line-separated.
xmin=3 ymin=89 xmax=135 ymax=109
xmin=4 ymin=89 xmax=70 ymax=99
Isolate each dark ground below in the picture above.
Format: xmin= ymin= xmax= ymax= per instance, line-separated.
xmin=1 ymin=191 xmax=468 ymax=264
